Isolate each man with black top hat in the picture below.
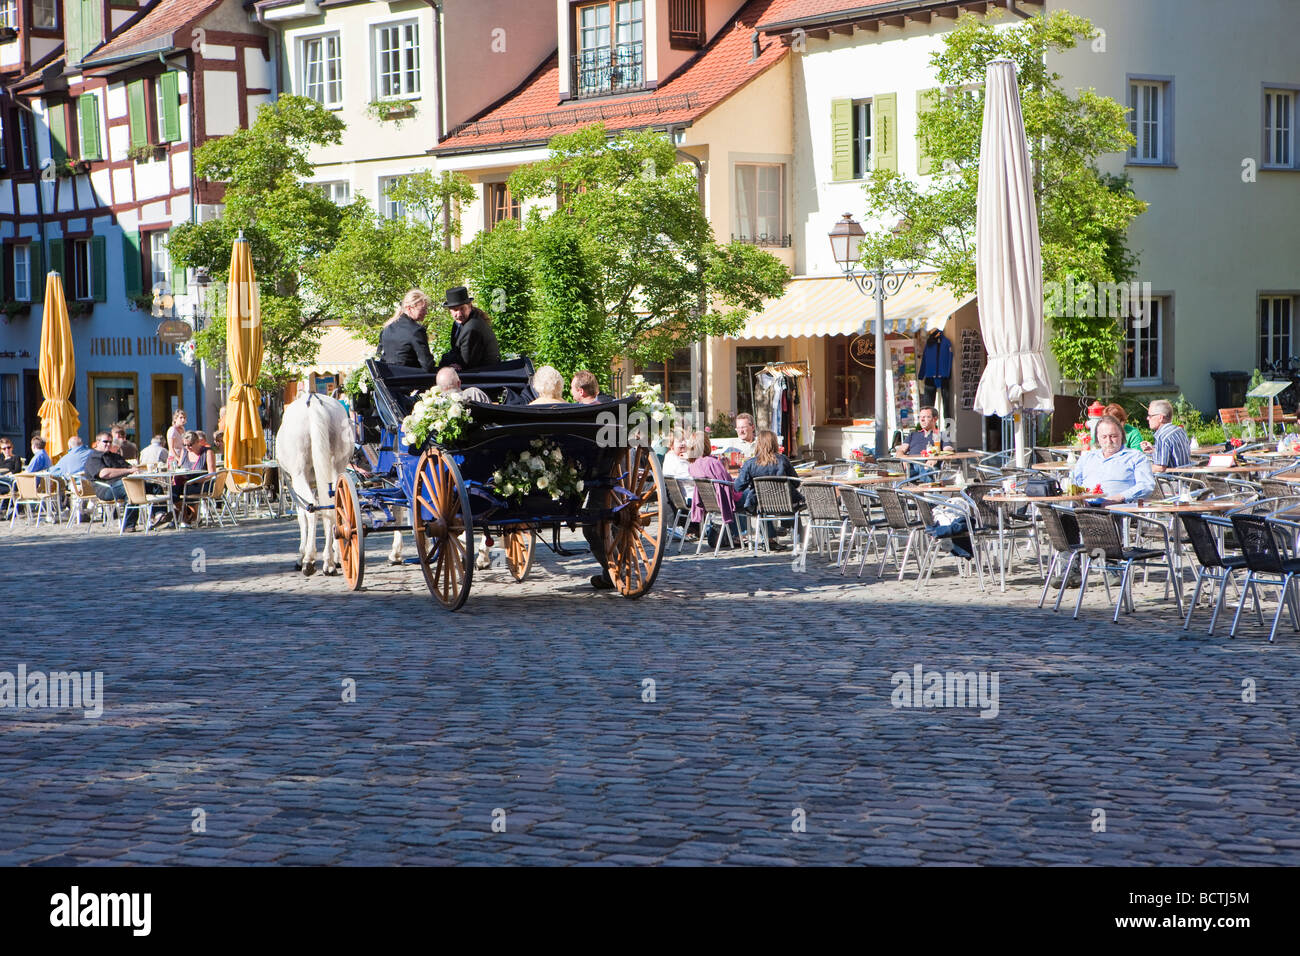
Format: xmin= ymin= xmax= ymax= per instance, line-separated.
xmin=439 ymin=286 xmax=500 ymax=372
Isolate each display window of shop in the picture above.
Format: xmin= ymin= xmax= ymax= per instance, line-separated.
xmin=826 ymin=334 xmax=875 ymax=421
xmin=634 ymin=347 xmax=692 ymax=413
xmin=88 ymin=373 xmax=138 ymax=441
xmin=735 ymin=346 xmax=782 ymax=419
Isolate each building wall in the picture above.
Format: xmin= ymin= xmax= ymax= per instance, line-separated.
xmin=441 ymin=0 xmax=556 ymax=133
xmin=1054 ymin=0 xmax=1300 ymax=414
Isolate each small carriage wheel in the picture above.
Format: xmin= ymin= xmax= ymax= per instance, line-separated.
xmin=412 ymin=448 xmax=474 ymax=610
xmin=503 ymin=529 xmax=536 ymax=582
xmin=334 ymin=471 xmax=365 ymax=592
xmin=601 ymin=445 xmax=666 ymax=598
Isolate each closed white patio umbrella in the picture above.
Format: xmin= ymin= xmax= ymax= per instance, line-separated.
xmin=973 ymin=58 xmax=1054 ymax=468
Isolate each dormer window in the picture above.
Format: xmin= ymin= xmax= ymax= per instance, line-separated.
xmin=573 ymin=1 xmax=644 ymax=98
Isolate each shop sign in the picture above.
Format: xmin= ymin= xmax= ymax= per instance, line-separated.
xmin=156 ymin=320 xmax=194 ymax=344
xmin=849 ymin=334 xmax=875 ymax=368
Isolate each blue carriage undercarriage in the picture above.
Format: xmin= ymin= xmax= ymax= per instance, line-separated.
xmin=334 ymin=358 xmax=667 ymax=609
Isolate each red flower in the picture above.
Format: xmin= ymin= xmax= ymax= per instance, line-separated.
xmin=1073 ymin=422 xmax=1087 ymax=431
xmin=1093 ymin=484 xmax=1103 ymax=494
xmin=1229 ymin=438 xmax=1243 ymax=448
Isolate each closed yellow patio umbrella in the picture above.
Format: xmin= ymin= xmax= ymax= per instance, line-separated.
xmin=38 ymin=271 xmax=81 ymax=461
xmin=223 ymin=234 xmax=264 ymax=473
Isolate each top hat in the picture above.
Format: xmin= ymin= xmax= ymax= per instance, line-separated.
xmin=443 ymin=286 xmax=473 ymax=308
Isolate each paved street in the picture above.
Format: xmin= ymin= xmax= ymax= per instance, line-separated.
xmin=2 ymin=516 xmax=1298 ymax=866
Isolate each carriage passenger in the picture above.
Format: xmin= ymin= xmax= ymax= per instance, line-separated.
xmin=528 ymin=367 xmax=566 ymax=405
xmin=380 ymin=290 xmax=438 ymax=373
xmin=435 ymin=367 xmax=490 ymax=404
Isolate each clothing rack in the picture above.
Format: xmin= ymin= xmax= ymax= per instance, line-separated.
xmin=753 ymin=360 xmax=813 ymax=454
xmin=758 ymin=360 xmax=809 ymax=378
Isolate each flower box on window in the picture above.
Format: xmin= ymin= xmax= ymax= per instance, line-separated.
xmin=56 ymin=158 xmax=92 ymax=178
xmin=67 ymin=301 xmax=94 ymax=318
xmin=366 ymin=99 xmax=418 ymax=125
xmin=127 ymin=143 xmax=167 ymax=164
xmin=1 ymin=301 xmax=31 ymax=320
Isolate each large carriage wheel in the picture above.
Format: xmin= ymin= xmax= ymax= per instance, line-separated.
xmin=600 ymin=446 xmax=666 ymax=598
xmin=334 ymin=471 xmax=365 ymax=591
xmin=412 ymin=448 xmax=474 ymax=610
xmin=504 ymin=529 xmax=535 ymax=582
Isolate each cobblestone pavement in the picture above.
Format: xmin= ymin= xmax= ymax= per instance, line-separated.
xmin=2 ymin=515 xmax=1298 ymax=866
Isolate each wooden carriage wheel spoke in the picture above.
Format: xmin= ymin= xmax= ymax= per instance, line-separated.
xmin=413 ymin=449 xmax=473 ymax=611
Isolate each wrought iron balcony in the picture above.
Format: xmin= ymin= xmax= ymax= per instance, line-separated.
xmin=571 ymin=45 xmax=645 ymax=98
xmin=732 ymin=233 xmax=793 ymax=248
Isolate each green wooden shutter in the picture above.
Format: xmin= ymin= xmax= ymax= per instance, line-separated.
xmin=916 ymin=88 xmax=939 ymax=175
xmin=159 ymin=72 xmax=181 ymax=143
xmin=830 ymin=98 xmax=853 ymax=181
xmin=48 ymin=103 xmax=68 ymax=165
xmin=91 ymin=235 xmax=106 ymax=302
xmin=30 ymin=243 xmax=43 ymax=301
xmin=84 ymin=0 xmax=103 ymax=53
xmin=122 ymin=230 xmax=142 ymax=296
xmin=65 ymin=1 xmax=83 ymax=64
xmin=127 ymin=80 xmax=148 ymax=149
xmin=78 ymin=94 xmax=101 ymax=160
xmin=171 ymin=235 xmax=187 ymax=294
xmin=47 ymin=238 xmax=63 ymax=278
xmin=873 ymin=92 xmax=897 ymax=173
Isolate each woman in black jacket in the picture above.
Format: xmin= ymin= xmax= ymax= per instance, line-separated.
xmin=733 ymin=429 xmax=802 ymax=515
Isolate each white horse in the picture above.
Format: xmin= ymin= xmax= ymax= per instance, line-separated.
xmin=277 ymin=391 xmax=406 ymax=577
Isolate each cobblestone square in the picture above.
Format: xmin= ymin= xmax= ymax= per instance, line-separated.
xmin=2 ymin=519 xmax=1297 ymax=865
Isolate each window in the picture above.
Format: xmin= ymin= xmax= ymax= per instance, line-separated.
xmin=0 ymin=1 xmax=15 ymax=30
xmin=1260 ymin=296 xmax=1295 ymax=367
xmin=635 ymin=347 xmax=692 ymax=411
xmin=1264 ymin=88 xmax=1296 ymax=169
xmin=1128 ymin=79 xmax=1170 ymax=164
xmin=826 ymin=335 xmax=874 ymax=420
xmin=12 ymin=243 xmax=29 ymax=301
xmin=574 ymin=1 xmax=644 ymax=97
xmin=373 ymin=21 xmax=420 ymax=98
xmin=142 ymin=231 xmax=170 ymax=292
xmin=14 ymin=107 xmax=29 ymax=170
xmin=852 ymin=99 xmax=872 ymax=179
xmin=72 ymin=238 xmax=92 ymax=300
xmin=0 ymin=374 xmax=17 ymax=434
xmin=32 ymin=0 xmax=57 ymax=29
xmin=734 ymin=163 xmax=784 ymax=244
xmin=1123 ymin=298 xmax=1163 ymax=385
xmin=379 ymin=175 xmax=429 ymax=221
xmin=316 ymin=181 xmax=351 ymax=205
xmin=485 ymin=182 xmax=519 ymax=230
xmin=668 ymin=0 xmax=703 ymax=48
xmin=300 ymin=34 xmax=342 ymax=107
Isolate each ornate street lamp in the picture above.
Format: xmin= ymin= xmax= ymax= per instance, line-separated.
xmin=829 ymin=213 xmax=913 ymax=458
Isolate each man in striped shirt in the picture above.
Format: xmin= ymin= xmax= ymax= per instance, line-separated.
xmin=1140 ymin=399 xmax=1191 ymax=473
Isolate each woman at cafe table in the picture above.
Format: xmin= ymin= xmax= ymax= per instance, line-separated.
xmin=161 ymin=430 xmax=217 ymax=529
xmin=733 ymin=429 xmax=803 ymax=515
xmin=1069 ymin=416 xmax=1156 ymax=503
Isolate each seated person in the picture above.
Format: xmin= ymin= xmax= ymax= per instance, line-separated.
xmin=685 ymin=430 xmax=742 ymax=546
xmin=662 ymin=432 xmax=693 ymax=481
xmin=0 ymin=437 xmax=19 ymax=494
xmin=139 ymin=435 xmax=169 ymax=468
xmin=27 ymin=436 xmax=52 ymax=473
xmin=436 ymin=367 xmax=491 ymax=404
xmin=528 ymin=366 xmax=566 ymax=405
xmin=570 ymin=370 xmax=615 ymax=405
xmin=84 ymin=432 xmax=147 ymax=530
xmin=49 ymin=436 xmax=91 ymax=478
xmin=1104 ymin=403 xmax=1144 ymax=450
xmin=1140 ymin=398 xmax=1192 ymax=473
xmin=1070 ymin=416 xmax=1155 ymax=502
xmin=895 ymin=405 xmax=952 ymax=477
xmin=110 ymin=422 xmax=139 ymax=461
xmin=733 ymin=429 xmax=802 ymax=514
xmin=379 ymin=289 xmax=438 ymax=372
xmin=170 ymin=430 xmax=218 ymax=528
xmin=734 ymin=413 xmax=757 ymax=458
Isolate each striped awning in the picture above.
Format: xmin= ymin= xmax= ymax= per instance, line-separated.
xmin=293 ymin=325 xmax=376 ymax=377
xmin=733 ymin=274 xmax=975 ymax=340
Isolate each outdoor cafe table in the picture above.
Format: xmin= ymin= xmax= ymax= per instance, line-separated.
xmin=1166 ymin=464 xmax=1272 ymax=475
xmin=1106 ymin=499 xmax=1244 ymax=583
xmin=982 ymin=493 xmax=1095 ymax=592
xmin=1028 ymin=460 xmax=1073 ymax=472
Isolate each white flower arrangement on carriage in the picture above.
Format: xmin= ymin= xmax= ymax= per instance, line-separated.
xmin=400 ymin=387 xmax=473 ymax=448
xmin=492 ymin=439 xmax=584 ymax=503
xmin=625 ymin=374 xmax=676 ymax=425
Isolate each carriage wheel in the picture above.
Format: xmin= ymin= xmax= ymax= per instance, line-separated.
xmin=503 ymin=529 xmax=535 ymax=582
xmin=601 ymin=445 xmax=666 ymax=598
xmin=334 ymin=471 xmax=365 ymax=591
xmin=412 ymin=448 xmax=474 ymax=610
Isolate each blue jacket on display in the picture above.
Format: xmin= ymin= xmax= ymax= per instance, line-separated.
xmin=918 ymin=332 xmax=953 ymax=386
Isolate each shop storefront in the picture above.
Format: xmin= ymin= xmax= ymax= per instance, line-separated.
xmin=716 ymin=274 xmax=983 ymax=458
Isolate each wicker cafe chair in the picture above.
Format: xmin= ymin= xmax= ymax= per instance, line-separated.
xmin=794 ymin=481 xmax=848 ymax=571
xmin=966 ymin=481 xmax=1042 ymax=583
xmin=120 ymin=475 xmax=174 ymax=535
xmin=8 ymin=474 xmax=62 ymax=529
xmin=911 ymin=491 xmax=985 ymax=591
xmin=874 ymin=486 xmax=926 ymax=580
xmin=225 ymin=467 xmax=275 ymax=519
xmin=1039 ymin=504 xmax=1087 ymax=612
xmin=1178 ymin=511 xmax=1248 ymax=635
xmin=748 ymin=476 xmax=802 ymax=555
xmin=1227 ymin=514 xmax=1300 ymax=642
xmin=838 ymin=486 xmax=885 ymax=576
xmin=67 ymin=476 xmax=113 ymax=531
xmin=1070 ymin=508 xmax=1183 ymax=623
xmin=693 ymin=478 xmax=738 ymax=556
xmin=664 ymin=477 xmax=693 ymax=552
xmin=1261 ymin=478 xmax=1297 ymax=500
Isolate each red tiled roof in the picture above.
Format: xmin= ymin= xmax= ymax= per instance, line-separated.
xmin=83 ymin=0 xmax=225 ymax=65
xmin=758 ymin=0 xmax=904 ymax=28
xmin=437 ymin=0 xmax=805 ymax=154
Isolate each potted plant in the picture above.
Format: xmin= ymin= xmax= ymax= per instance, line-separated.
xmin=126 ymin=143 xmax=166 ymax=164
xmin=56 ymin=158 xmax=92 ymax=178
xmin=0 ymin=300 xmax=31 ymax=320
xmin=366 ymin=98 xmax=418 ymax=128
xmin=67 ymin=300 xmax=94 ymax=318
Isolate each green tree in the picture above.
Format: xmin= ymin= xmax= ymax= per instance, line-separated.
xmin=858 ymin=10 xmax=1147 ymax=396
xmin=465 ymin=218 xmax=535 ymax=359
xmin=168 ymin=96 xmax=346 ymax=391
xmin=529 ymin=225 xmax=609 ymax=383
xmin=507 ymin=124 xmax=790 ymax=369
xmin=309 ymin=171 xmax=476 ymax=346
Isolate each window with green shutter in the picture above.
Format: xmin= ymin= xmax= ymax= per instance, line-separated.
xmin=78 ymin=94 xmax=101 ymax=161
xmin=47 ymin=237 xmax=63 ymax=278
xmin=917 ymin=88 xmax=939 ymax=174
xmin=122 ymin=230 xmax=142 ymax=297
xmin=90 ymin=235 xmax=107 ymax=302
xmin=48 ymin=102 xmax=68 ymax=165
xmin=873 ymin=92 xmax=897 ymax=173
xmin=830 ymin=98 xmax=853 ymax=181
xmin=127 ymin=80 xmax=148 ymax=149
xmin=158 ymin=72 xmax=181 ymax=143
xmin=30 ymin=243 xmax=44 ymax=301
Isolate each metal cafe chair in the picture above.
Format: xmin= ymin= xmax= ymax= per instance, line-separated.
xmin=8 ymin=474 xmax=62 ymax=529
xmin=1177 ymin=511 xmax=1247 ymax=635
xmin=664 ymin=476 xmax=693 ymax=552
xmin=747 ymin=476 xmax=802 ymax=556
xmin=1070 ymin=508 xmax=1183 ymax=623
xmin=120 ymin=475 xmax=175 ymax=535
xmin=66 ymin=476 xmax=113 ymax=531
xmin=874 ymin=486 xmax=926 ymax=580
xmin=693 ymin=478 xmax=739 ymax=556
xmin=837 ymin=486 xmax=886 ymax=576
xmin=1039 ymin=504 xmax=1088 ymax=612
xmin=1227 ymin=513 xmax=1300 ymax=643
xmin=794 ymin=481 xmax=848 ymax=571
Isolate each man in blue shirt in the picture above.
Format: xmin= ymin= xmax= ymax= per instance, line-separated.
xmin=1140 ymin=399 xmax=1191 ymax=473
xmin=49 ymin=435 xmax=92 ymax=477
xmin=895 ymin=406 xmax=952 ymax=477
xmin=1071 ymin=416 xmax=1155 ymax=502
xmin=27 ymin=436 xmax=52 ymax=473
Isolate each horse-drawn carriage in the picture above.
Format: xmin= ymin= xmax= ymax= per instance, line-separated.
xmin=333 ymin=358 xmax=666 ymax=609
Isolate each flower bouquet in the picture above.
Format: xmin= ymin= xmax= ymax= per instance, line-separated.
xmin=491 ymin=439 xmax=584 ymax=503
xmin=625 ymin=374 xmax=677 ymax=426
xmin=343 ymin=363 xmax=374 ymax=399
xmin=400 ymin=387 xmax=473 ymax=448
xmin=1072 ymin=422 xmax=1092 ymax=450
